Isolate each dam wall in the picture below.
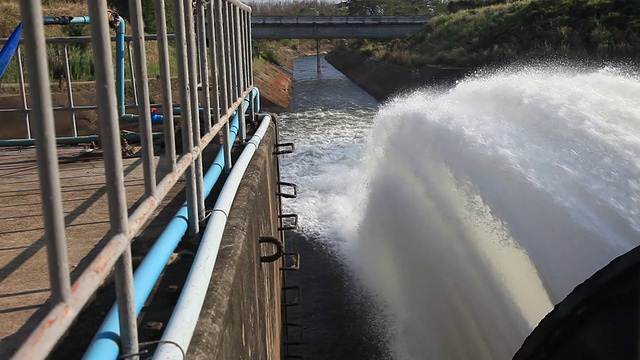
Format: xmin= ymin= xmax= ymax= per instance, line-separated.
xmin=188 ymin=122 xmax=284 ymax=359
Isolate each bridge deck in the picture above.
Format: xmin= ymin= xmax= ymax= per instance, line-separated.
xmin=251 ymin=15 xmax=431 ymax=39
xmin=0 ymin=145 xmax=184 ymax=357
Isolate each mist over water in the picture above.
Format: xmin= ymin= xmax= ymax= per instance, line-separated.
xmin=280 ymin=58 xmax=640 ymax=359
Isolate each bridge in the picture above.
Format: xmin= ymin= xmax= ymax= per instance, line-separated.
xmin=252 ymin=15 xmax=430 ymax=73
xmin=251 ymin=16 xmax=432 ymax=39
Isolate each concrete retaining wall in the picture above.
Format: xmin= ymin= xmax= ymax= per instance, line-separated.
xmin=189 ymin=122 xmax=282 ymax=359
xmin=326 ymin=50 xmax=471 ymax=101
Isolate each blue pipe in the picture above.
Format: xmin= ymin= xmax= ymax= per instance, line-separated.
xmin=82 ymin=93 xmax=253 ymax=360
xmin=120 ymin=113 xmax=165 ymax=124
xmin=69 ymin=16 xmax=91 ymax=24
xmin=252 ymin=87 xmax=261 ymax=112
xmin=43 ymin=16 xmax=90 ymax=25
xmin=0 ymin=23 xmax=22 ymax=80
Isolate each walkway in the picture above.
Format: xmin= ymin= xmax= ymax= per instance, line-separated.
xmin=0 ymin=146 xmax=183 ymax=357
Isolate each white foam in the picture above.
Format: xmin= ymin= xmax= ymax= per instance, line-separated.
xmin=280 ymin=64 xmax=640 ymax=359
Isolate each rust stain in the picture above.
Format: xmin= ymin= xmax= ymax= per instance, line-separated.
xmin=254 ymin=61 xmax=291 ymax=109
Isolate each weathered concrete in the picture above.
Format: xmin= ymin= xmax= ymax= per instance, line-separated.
xmin=189 ymin=122 xmax=282 ymax=359
xmin=254 ymin=61 xmax=292 ymax=112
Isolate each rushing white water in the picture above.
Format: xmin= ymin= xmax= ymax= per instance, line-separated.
xmin=280 ymin=60 xmax=640 ymax=359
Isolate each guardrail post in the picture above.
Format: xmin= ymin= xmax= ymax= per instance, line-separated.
xmin=20 ymin=0 xmax=71 ymax=307
xmin=185 ymin=0 xmax=206 ymax=222
xmin=174 ymin=0 xmax=199 ymax=235
xmin=217 ymin=0 xmax=232 ymax=172
xmin=62 ymin=44 xmax=78 ymax=137
xmin=207 ymin=1 xmax=221 ymax=128
xmin=89 ymin=0 xmax=139 ymax=358
xmin=126 ymin=41 xmax=139 ymax=106
xmin=197 ymin=0 xmax=212 ymax=135
xmin=235 ymin=5 xmax=246 ymax=142
xmin=129 ymin=0 xmax=156 ymax=198
xmin=16 ymin=48 xmax=30 ymax=139
xmin=154 ymin=0 xmax=177 ymax=172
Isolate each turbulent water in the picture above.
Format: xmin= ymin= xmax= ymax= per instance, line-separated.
xmin=279 ymin=58 xmax=640 ymax=359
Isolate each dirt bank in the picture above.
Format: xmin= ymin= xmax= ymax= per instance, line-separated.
xmin=326 ymin=49 xmax=471 ymax=102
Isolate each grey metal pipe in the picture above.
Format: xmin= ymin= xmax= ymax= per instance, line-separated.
xmin=129 ymin=0 xmax=156 ymax=198
xmin=92 ymin=0 xmax=139 ymax=358
xmin=16 ymin=48 xmax=30 ymax=139
xmin=154 ymin=0 xmax=177 ymax=172
xmin=173 ymin=0 xmax=199 ymax=235
xmin=19 ymin=0 xmax=71 ymax=310
xmin=185 ymin=0 xmax=206 ymax=223
xmin=62 ymin=44 xmax=78 ymax=137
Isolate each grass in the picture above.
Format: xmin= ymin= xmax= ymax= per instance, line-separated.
xmin=347 ymin=0 xmax=640 ymax=68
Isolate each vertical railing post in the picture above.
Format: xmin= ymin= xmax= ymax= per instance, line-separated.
xmin=243 ymin=11 xmax=250 ymax=90
xmin=174 ymin=0 xmax=199 ymax=235
xmin=129 ymin=0 xmax=156 ymax=198
xmin=246 ymin=11 xmax=255 ymax=123
xmin=228 ymin=4 xmax=240 ymax=119
xmin=197 ymin=0 xmax=212 ymax=134
xmin=126 ymin=41 xmax=139 ymax=107
xmin=234 ymin=5 xmax=246 ymax=143
xmin=20 ymin=0 xmax=71 ymax=306
xmin=316 ymin=38 xmax=321 ymax=73
xmin=207 ymin=2 xmax=221 ymax=127
xmin=248 ymin=10 xmax=254 ymax=88
xmin=88 ymin=0 xmax=139 ymax=358
xmin=217 ymin=0 xmax=232 ymax=172
xmin=16 ymin=48 xmax=30 ymax=139
xmin=62 ymin=44 xmax=78 ymax=137
xmin=154 ymin=0 xmax=177 ymax=172
xmin=224 ymin=1 xmax=234 ymax=113
xmin=185 ymin=0 xmax=206 ymax=223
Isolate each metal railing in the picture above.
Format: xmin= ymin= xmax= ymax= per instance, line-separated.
xmin=10 ymin=0 xmax=253 ymax=358
xmin=0 ymin=33 xmax=179 ymax=142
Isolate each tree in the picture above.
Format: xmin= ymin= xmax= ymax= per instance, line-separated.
xmin=338 ymin=0 xmax=449 ymax=16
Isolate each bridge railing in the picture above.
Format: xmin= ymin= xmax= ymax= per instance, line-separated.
xmin=251 ymin=15 xmax=433 ymax=25
xmin=10 ymin=0 xmax=253 ymax=358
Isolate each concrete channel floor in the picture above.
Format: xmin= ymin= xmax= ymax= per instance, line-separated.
xmin=0 ymin=144 xmax=188 ymax=357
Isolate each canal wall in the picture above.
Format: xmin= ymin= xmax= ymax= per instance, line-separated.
xmin=326 ymin=49 xmax=470 ymax=102
xmin=254 ymin=60 xmax=292 ymax=112
xmin=188 ymin=122 xmax=283 ymax=359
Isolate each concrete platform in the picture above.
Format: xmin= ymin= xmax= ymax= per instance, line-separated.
xmin=0 ymin=144 xmax=184 ymax=358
